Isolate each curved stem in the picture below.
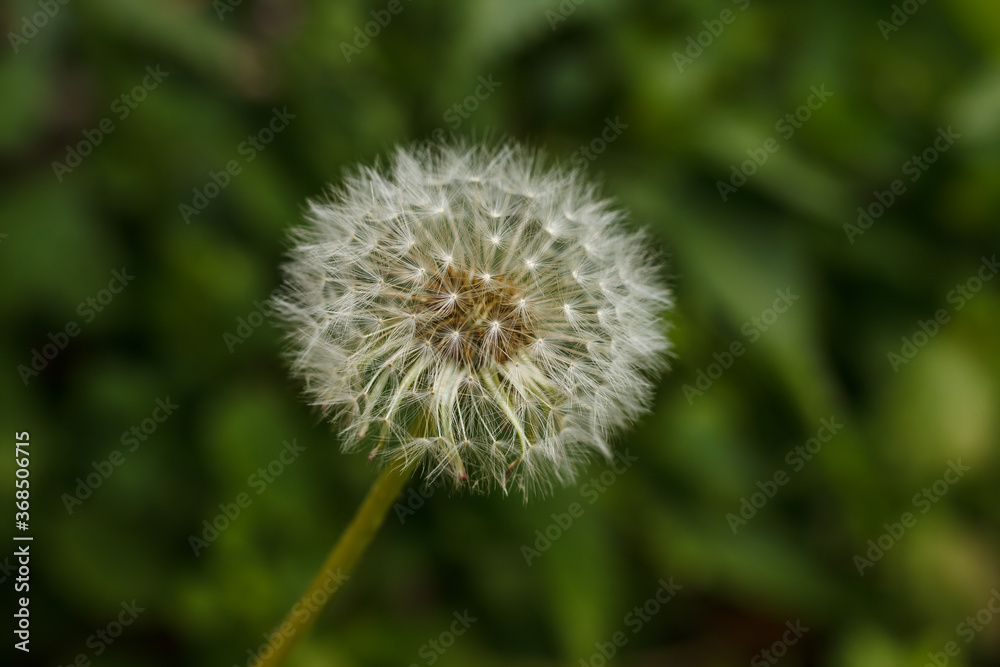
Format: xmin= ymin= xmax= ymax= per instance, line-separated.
xmin=255 ymin=460 xmax=414 ymax=667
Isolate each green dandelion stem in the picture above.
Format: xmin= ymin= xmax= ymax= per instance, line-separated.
xmin=256 ymin=460 xmax=414 ymax=667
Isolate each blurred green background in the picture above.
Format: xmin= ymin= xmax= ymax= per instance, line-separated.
xmin=2 ymin=0 xmax=999 ymax=665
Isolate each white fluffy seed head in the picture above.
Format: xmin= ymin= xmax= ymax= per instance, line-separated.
xmin=275 ymin=141 xmax=672 ymax=497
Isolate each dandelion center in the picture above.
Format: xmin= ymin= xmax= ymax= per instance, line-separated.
xmin=414 ymin=266 xmax=532 ymax=365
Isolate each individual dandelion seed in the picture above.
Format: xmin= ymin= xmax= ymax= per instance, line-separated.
xmin=275 ymin=140 xmax=672 ymax=497
xmin=256 ymin=141 xmax=672 ymax=667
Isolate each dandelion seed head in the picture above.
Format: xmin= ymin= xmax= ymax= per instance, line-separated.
xmin=275 ymin=141 xmax=672 ymax=497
